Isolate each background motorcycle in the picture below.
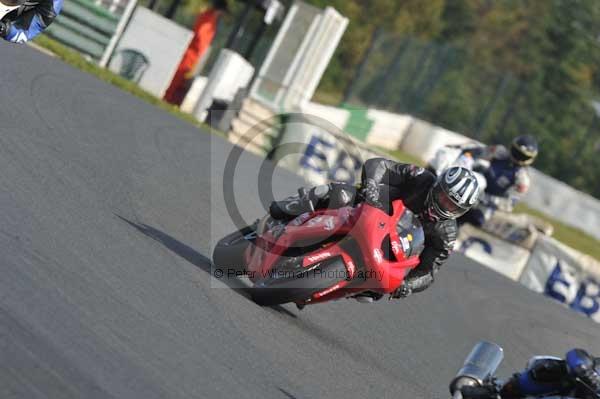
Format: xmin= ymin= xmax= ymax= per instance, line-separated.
xmin=213 ymin=189 xmax=425 ymax=307
xmin=429 ymin=145 xmax=553 ymax=235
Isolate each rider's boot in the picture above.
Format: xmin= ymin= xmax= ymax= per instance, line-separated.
xmin=352 ymin=291 xmax=384 ymax=303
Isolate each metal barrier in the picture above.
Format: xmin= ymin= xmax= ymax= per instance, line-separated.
xmin=250 ymin=1 xmax=348 ymax=111
xmin=45 ymin=0 xmax=119 ymax=60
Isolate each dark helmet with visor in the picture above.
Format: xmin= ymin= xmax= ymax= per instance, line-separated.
xmin=426 ymin=166 xmax=481 ymax=220
xmin=511 ymin=135 xmax=538 ymax=166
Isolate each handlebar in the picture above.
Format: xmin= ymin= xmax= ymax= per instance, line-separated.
xmin=574 ymin=377 xmax=600 ymax=399
xmin=297 ymin=188 xmax=315 ymax=212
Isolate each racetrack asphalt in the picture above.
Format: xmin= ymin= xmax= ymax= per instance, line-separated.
xmin=1 ymin=43 xmax=599 ymax=399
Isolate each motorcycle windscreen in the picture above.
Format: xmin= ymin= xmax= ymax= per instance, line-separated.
xmin=396 ymin=209 xmax=425 ymax=258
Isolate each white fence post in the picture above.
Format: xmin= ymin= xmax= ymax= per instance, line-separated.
xmin=99 ymin=0 xmax=138 ymax=68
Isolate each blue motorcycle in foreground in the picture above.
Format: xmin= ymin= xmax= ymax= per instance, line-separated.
xmin=450 ymin=342 xmax=600 ymax=399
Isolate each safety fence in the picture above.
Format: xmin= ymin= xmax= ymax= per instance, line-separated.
xmin=457 ymin=222 xmax=600 ymax=323
xmin=45 ymin=0 xmax=119 ymax=60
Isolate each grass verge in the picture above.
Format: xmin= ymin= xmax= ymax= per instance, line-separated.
xmin=513 ymin=203 xmax=600 ymax=261
xmin=31 ymin=36 xmax=224 ymax=137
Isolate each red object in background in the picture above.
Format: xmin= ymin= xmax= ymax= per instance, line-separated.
xmin=164 ymin=8 xmax=222 ymax=105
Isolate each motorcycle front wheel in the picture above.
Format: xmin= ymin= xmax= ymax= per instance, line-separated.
xmin=251 ymin=256 xmax=348 ymax=306
xmin=212 ymin=224 xmax=257 ymax=273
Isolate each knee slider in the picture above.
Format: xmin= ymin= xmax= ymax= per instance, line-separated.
xmin=311 ymin=184 xmax=331 ymax=200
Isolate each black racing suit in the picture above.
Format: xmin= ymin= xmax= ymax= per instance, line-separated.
xmin=270 ymin=158 xmax=458 ymax=298
xmin=0 ymin=0 xmax=62 ymax=43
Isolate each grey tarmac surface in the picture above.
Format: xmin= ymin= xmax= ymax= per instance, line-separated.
xmin=1 ymin=43 xmax=599 ymax=399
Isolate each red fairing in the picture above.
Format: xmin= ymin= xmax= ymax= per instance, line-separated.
xmin=245 ymin=199 xmax=422 ymax=305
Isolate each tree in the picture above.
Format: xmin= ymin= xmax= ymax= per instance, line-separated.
xmin=312 ymin=0 xmax=600 ymax=198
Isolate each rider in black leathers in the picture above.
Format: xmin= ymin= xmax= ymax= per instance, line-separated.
xmin=270 ymin=158 xmax=481 ymax=300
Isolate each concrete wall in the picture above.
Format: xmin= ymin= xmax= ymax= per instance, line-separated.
xmin=398 ymin=119 xmax=474 ymax=162
xmin=365 ymin=109 xmax=413 ymax=149
xmin=301 ymin=102 xmax=350 ymax=130
xmin=109 ymin=7 xmax=192 ymax=98
xmin=525 ymin=169 xmax=600 ymax=241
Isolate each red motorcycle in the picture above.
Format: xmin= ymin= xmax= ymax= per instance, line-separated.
xmin=212 ymin=194 xmax=425 ymax=307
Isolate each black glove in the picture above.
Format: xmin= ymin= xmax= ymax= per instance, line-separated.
xmin=363 ymin=178 xmax=381 ymax=206
xmin=392 ymin=272 xmax=435 ymax=299
xmin=391 ymin=281 xmax=411 ymax=299
xmin=362 ymin=178 xmax=383 ymax=209
xmin=0 ymin=21 xmax=10 ymax=38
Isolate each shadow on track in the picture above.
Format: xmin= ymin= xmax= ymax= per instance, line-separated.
xmin=277 ymin=387 xmax=299 ymax=399
xmin=268 ymin=305 xmax=298 ymax=319
xmin=116 ymin=215 xmax=251 ymax=297
xmin=115 ymin=215 xmax=297 ymax=318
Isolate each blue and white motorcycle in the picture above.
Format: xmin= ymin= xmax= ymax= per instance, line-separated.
xmin=450 ymin=342 xmax=600 ymax=399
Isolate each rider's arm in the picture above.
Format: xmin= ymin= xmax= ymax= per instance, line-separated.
xmin=361 ymin=158 xmax=433 ymax=207
xmin=3 ymin=0 xmax=62 ymax=43
xmin=401 ymin=219 xmax=457 ymax=294
xmin=361 ymin=158 xmax=431 ymax=187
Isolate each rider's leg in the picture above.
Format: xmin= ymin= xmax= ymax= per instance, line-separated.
xmin=269 ymin=183 xmax=357 ymax=220
xmin=329 ymin=183 xmax=358 ymax=208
